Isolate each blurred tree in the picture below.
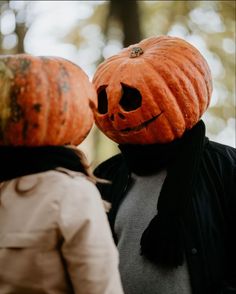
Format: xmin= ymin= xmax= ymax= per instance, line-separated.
xmin=105 ymin=0 xmax=142 ymax=46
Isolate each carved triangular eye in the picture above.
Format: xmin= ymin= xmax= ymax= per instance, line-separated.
xmin=119 ymin=84 xmax=142 ymax=111
xmin=97 ymin=86 xmax=108 ymax=114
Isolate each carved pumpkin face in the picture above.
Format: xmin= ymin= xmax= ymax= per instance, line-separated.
xmin=93 ymin=36 xmax=212 ymax=144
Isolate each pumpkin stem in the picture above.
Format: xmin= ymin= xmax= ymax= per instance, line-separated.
xmin=130 ymin=47 xmax=144 ymax=58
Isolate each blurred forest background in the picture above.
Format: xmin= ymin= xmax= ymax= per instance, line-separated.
xmin=0 ymin=0 xmax=235 ymax=167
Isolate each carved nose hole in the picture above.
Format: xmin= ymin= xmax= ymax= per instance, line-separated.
xmin=119 ymin=84 xmax=142 ymax=112
xmin=118 ymin=113 xmax=125 ymax=120
xmin=110 ymin=114 xmax=114 ymax=121
xmin=97 ymin=86 xmax=108 ymax=114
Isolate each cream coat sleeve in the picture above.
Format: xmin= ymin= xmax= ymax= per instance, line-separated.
xmin=58 ymin=176 xmax=124 ymax=294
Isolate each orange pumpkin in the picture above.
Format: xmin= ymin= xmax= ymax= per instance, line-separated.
xmin=93 ymin=36 xmax=212 ymax=144
xmin=0 ymin=54 xmax=97 ymax=146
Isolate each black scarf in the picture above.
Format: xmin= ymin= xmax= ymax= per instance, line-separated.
xmin=118 ymin=120 xmax=206 ymax=268
xmin=0 ymin=146 xmax=86 ymax=182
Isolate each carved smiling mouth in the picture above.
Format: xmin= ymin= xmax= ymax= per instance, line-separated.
xmin=120 ymin=112 xmax=163 ymax=133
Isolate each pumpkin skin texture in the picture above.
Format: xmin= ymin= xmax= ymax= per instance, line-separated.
xmin=93 ymin=36 xmax=212 ymax=144
xmin=0 ymin=54 xmax=97 ymax=146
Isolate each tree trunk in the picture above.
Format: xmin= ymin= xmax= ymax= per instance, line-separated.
xmin=108 ymin=0 xmax=142 ymax=46
xmin=15 ymin=23 xmax=26 ymax=53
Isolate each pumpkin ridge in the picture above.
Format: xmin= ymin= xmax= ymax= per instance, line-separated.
xmin=166 ymin=55 xmax=201 ymax=98
xmin=94 ymin=63 xmax=117 ymax=86
xmin=67 ymin=63 xmax=84 ymax=145
xmin=9 ymin=57 xmax=31 ymax=144
xmin=32 ymin=59 xmax=50 ymax=145
xmin=169 ymin=53 xmax=208 ymax=114
xmin=140 ymin=60 xmax=185 ymax=138
xmin=55 ymin=60 xmax=72 ymax=144
xmin=96 ymin=59 xmax=130 ymax=88
xmin=145 ymin=58 xmax=199 ymax=127
xmin=41 ymin=58 xmax=52 ymax=145
xmin=93 ymin=56 xmax=126 ymax=84
xmin=168 ymin=49 xmax=212 ymax=102
xmin=143 ymin=59 xmax=186 ymax=124
xmin=53 ymin=60 xmax=68 ymax=144
xmin=59 ymin=59 xmax=82 ymax=145
xmin=71 ymin=58 xmax=98 ymax=145
xmin=58 ymin=61 xmax=80 ymax=144
xmin=94 ymin=64 xmax=114 ymax=86
xmin=158 ymin=56 xmax=200 ymax=118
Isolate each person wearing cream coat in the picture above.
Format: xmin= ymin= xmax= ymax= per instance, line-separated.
xmin=0 ymin=168 xmax=124 ymax=294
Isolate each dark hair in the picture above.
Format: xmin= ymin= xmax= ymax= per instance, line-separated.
xmin=0 ymin=146 xmax=108 ymax=203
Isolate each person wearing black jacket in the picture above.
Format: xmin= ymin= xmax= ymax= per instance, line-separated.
xmin=92 ymin=36 xmax=236 ymax=294
xmin=94 ymin=123 xmax=236 ymax=294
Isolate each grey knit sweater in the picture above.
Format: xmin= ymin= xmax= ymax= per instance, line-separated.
xmin=114 ymin=170 xmax=192 ymax=294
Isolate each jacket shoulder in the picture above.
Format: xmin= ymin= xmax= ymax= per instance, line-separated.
xmin=94 ymin=153 xmax=126 ymax=180
xmin=204 ymin=140 xmax=236 ymax=202
xmin=206 ymin=140 xmax=236 ymax=165
xmin=94 ymin=154 xmax=129 ymax=202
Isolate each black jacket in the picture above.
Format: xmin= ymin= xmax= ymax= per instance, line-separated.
xmin=95 ymin=139 xmax=236 ymax=294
